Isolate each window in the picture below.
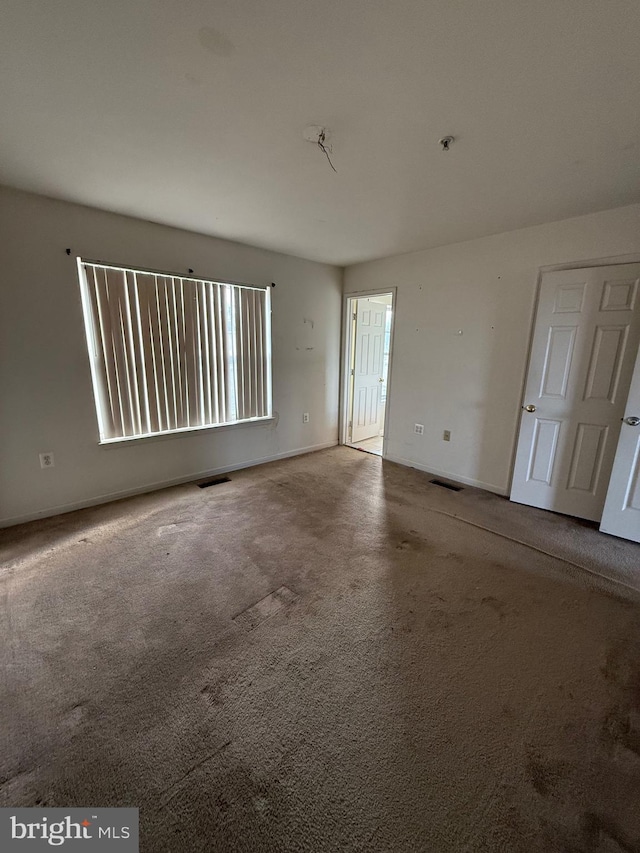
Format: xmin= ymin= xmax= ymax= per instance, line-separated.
xmin=78 ymin=260 xmax=272 ymax=443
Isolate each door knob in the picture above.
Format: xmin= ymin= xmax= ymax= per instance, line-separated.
xmin=624 ymin=416 xmax=640 ymax=426
xmin=523 ymin=404 xmax=536 ymax=413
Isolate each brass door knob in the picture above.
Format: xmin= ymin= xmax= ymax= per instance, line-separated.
xmin=523 ymin=404 xmax=536 ymax=413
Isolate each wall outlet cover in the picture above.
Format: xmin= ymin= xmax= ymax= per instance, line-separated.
xmin=39 ymin=452 xmax=55 ymax=468
xmin=303 ymin=412 xmax=310 ymax=423
xmin=414 ymin=424 xmax=424 ymax=435
xmin=443 ymin=430 xmax=451 ymax=441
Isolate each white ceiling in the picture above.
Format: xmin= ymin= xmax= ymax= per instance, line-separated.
xmin=2 ymin=1 xmax=639 ymax=266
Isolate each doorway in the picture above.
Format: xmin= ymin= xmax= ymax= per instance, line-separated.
xmin=342 ymin=291 xmax=395 ymax=457
xmin=511 ymin=263 xmax=640 ymax=535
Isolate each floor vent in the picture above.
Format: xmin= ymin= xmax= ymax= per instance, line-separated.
xmin=197 ymin=476 xmax=231 ymax=489
xmin=430 ymin=479 xmax=463 ymax=492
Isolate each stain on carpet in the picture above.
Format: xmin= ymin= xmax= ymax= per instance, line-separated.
xmin=525 ymin=752 xmax=567 ymax=799
xmin=581 ymin=812 xmax=635 ymax=852
xmin=233 ymin=586 xmax=299 ymax=632
xmin=481 ymin=595 xmax=508 ymax=620
xmin=603 ymin=706 xmax=640 ymax=757
xmin=600 ymin=636 xmax=640 ymax=761
xmin=394 ymin=531 xmax=426 ymax=552
xmin=200 ymin=681 xmax=225 ymax=707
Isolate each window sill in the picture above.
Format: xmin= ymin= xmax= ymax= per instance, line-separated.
xmin=98 ymin=416 xmax=275 ymax=448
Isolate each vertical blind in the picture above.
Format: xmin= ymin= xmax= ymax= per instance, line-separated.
xmin=78 ymin=261 xmax=272 ymax=442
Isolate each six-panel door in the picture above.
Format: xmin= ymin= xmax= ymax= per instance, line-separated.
xmin=351 ymin=299 xmax=387 ymax=444
xmin=511 ymin=264 xmax=640 ymax=521
xmin=600 ymin=340 xmax=640 ymax=542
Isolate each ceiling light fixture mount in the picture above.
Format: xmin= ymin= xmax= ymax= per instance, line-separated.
xmin=303 ymin=125 xmax=327 ymax=145
xmin=439 ymin=135 xmax=455 ymax=151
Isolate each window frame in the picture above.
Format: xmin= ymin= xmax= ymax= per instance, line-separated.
xmin=77 ymin=257 xmax=274 ymax=445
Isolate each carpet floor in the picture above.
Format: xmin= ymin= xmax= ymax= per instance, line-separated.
xmin=2 ymin=447 xmax=640 ymax=852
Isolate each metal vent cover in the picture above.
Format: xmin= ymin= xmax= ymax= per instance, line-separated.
xmin=197 ymin=476 xmax=231 ymax=489
xmin=430 ymin=479 xmax=463 ymax=492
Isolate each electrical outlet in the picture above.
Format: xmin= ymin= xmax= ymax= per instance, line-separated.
xmin=39 ymin=452 xmax=55 ymax=469
xmin=443 ymin=430 xmax=451 ymax=441
xmin=414 ymin=423 xmax=424 ymax=436
xmin=303 ymin=412 xmax=310 ymax=424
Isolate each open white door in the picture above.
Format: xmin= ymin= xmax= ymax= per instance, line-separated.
xmin=511 ymin=264 xmax=640 ymax=521
xmin=600 ymin=345 xmax=640 ymax=542
xmin=352 ymin=298 xmax=386 ymax=443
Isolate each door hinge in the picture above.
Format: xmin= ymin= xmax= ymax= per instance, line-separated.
xmin=353 ymin=312 xmax=357 ymax=321
xmin=348 ymin=420 xmax=352 ymax=428
xmin=350 ymin=368 xmax=354 ymax=376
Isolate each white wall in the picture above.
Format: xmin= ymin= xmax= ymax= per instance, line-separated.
xmin=345 ymin=204 xmax=640 ymax=494
xmin=0 ymin=187 xmax=342 ymax=526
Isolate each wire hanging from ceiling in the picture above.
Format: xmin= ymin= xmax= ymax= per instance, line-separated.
xmin=317 ymin=129 xmax=337 ymax=173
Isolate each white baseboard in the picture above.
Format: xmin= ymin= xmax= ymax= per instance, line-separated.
xmin=0 ymin=440 xmax=339 ymax=528
xmin=384 ymin=453 xmax=508 ymax=496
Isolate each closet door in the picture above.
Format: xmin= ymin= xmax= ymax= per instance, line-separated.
xmin=600 ymin=341 xmax=640 ymax=542
xmin=511 ymin=264 xmax=640 ymax=522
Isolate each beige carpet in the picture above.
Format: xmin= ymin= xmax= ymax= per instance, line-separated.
xmin=2 ymin=446 xmax=640 ymax=852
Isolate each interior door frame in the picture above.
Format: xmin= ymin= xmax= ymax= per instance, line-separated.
xmin=340 ymin=287 xmax=397 ymax=457
xmin=508 ymin=251 xmax=640 ymax=497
